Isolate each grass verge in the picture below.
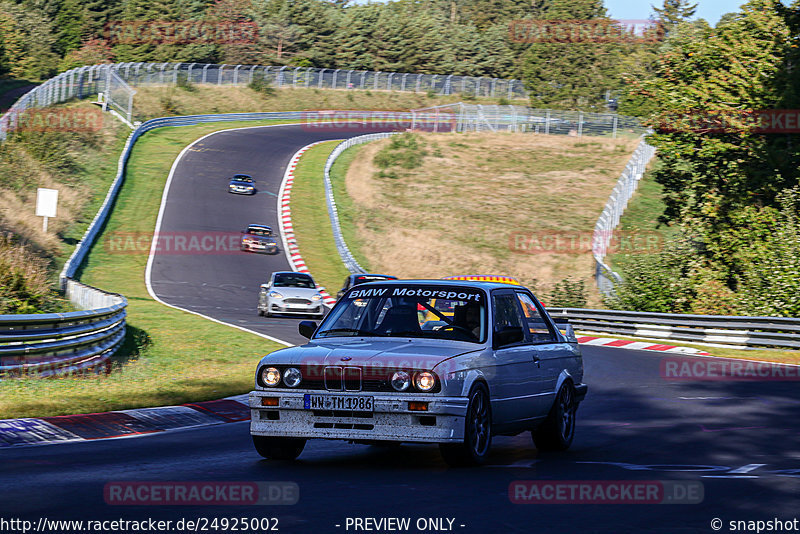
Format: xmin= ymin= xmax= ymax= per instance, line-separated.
xmin=0 ymin=120 xmax=303 ymax=419
xmin=134 ymin=84 xmax=525 ymax=121
xmin=339 ymin=132 xmax=640 ymax=307
xmin=606 ymin=159 xmax=680 ymax=273
xmin=288 ymin=141 xmax=352 ymax=295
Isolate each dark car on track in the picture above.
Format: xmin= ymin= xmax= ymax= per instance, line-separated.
xmin=228 ymin=174 xmax=256 ymax=195
xmin=241 ymin=224 xmax=279 ymax=254
xmin=336 ymin=273 xmax=398 ymax=300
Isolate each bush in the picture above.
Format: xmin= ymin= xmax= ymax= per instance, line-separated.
xmin=0 ymin=235 xmax=61 ymax=313
xmin=736 ymin=188 xmax=800 ymax=317
xmin=159 ymin=92 xmax=180 ymax=115
xmin=546 ymin=277 xmax=588 ymax=308
xmin=248 ymin=78 xmax=275 ymax=97
xmin=175 ymin=72 xmax=196 ymax=92
xmin=373 ymin=133 xmax=428 ymax=171
xmin=604 ymin=238 xmax=699 ymax=313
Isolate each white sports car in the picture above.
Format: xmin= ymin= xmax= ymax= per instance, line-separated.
xmin=257 ymin=271 xmax=326 ymax=319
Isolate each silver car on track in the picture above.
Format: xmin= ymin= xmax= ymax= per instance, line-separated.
xmin=257 ymin=271 xmax=326 ymax=318
xmin=249 ymin=279 xmax=587 ymax=466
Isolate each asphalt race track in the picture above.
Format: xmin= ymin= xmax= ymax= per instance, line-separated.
xmin=3 ymin=347 xmax=799 ymax=532
xmin=147 ymin=123 xmax=399 ymax=345
xmin=2 ymin=125 xmax=799 ymax=533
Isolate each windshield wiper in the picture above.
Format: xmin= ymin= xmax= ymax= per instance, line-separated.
xmin=318 ymin=328 xmax=372 ymax=337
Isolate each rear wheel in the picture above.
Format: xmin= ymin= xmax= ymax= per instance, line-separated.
xmin=252 ymin=436 xmax=306 ymax=460
xmin=532 ymin=382 xmax=576 ymax=451
xmin=440 ymin=383 xmax=492 ymax=467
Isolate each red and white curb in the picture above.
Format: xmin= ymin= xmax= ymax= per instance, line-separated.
xmin=577 ymin=336 xmax=710 ymax=356
xmin=277 ymin=142 xmax=338 ymax=307
xmin=0 ymin=395 xmax=250 ymax=448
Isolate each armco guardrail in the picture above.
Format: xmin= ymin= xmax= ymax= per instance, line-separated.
xmin=323 ymin=132 xmax=400 ymax=274
xmin=0 ymin=280 xmax=126 ymax=378
xmin=548 ymin=307 xmax=800 ymax=350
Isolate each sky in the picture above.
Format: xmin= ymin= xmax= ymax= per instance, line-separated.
xmin=350 ymin=1 xmax=793 ymax=28
xmin=604 ymin=0 xmax=750 ymax=27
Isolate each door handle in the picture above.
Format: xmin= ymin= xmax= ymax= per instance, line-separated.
xmin=533 ymin=355 xmax=541 ymax=367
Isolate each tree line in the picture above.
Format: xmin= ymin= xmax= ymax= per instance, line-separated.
xmin=2 ymin=0 xmax=697 ymax=110
xmin=608 ymin=0 xmax=800 ymax=317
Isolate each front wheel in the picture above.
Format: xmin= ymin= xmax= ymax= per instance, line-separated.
xmin=252 ymin=436 xmax=306 ymax=460
xmin=532 ymin=382 xmax=577 ymax=451
xmin=440 ymin=382 xmax=492 ymax=467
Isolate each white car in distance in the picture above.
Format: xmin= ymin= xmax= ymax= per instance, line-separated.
xmin=258 ymin=271 xmax=326 ymax=319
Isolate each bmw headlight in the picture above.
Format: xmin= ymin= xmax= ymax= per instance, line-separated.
xmin=261 ymin=367 xmax=281 ymax=387
xmin=415 ymin=371 xmax=436 ymax=392
xmin=391 ymin=371 xmax=411 ymax=392
xmin=311 ymin=294 xmax=322 ymax=301
xmin=283 ymin=367 xmax=302 ymax=387
xmin=268 ymin=291 xmax=283 ymax=299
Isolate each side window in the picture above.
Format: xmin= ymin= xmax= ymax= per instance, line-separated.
xmin=516 ymin=292 xmax=556 ymax=343
xmin=492 ymin=293 xmax=526 ymax=348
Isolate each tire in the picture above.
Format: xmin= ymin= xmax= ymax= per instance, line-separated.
xmin=439 ymin=382 xmax=492 ymax=467
xmin=532 ymin=382 xmax=577 ymax=451
xmin=252 ymin=436 xmax=306 ymax=460
xmin=257 ymin=308 xmax=264 ymax=317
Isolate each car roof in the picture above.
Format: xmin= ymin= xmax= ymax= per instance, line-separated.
xmin=351 ymin=278 xmax=529 ymax=291
xmin=351 ymin=273 xmax=396 ymax=279
xmin=247 ymin=224 xmax=271 ymax=229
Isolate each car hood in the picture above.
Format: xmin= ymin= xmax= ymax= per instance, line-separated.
xmin=269 ymin=287 xmax=319 ymax=298
xmin=230 ymin=180 xmax=253 ymax=186
xmin=260 ymin=338 xmax=482 ymax=371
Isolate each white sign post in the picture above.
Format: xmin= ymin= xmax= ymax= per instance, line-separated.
xmin=35 ymin=188 xmax=58 ymax=233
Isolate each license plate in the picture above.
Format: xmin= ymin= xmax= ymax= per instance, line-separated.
xmin=304 ymin=394 xmax=374 ymax=411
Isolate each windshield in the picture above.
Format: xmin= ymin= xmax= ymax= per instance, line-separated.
xmin=273 ymin=273 xmax=315 ymax=288
xmin=232 ymin=175 xmax=253 ymax=182
xmin=248 ymin=227 xmax=272 ymax=237
xmin=353 ymin=275 xmax=396 ymax=285
xmin=316 ymin=284 xmax=486 ymax=343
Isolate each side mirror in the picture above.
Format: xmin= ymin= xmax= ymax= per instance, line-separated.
xmin=561 ymin=324 xmax=578 ymax=343
xmin=493 ymin=326 xmax=524 ymax=349
xmin=260 ymin=283 xmax=269 ymax=290
xmin=298 ymin=320 xmax=317 ymax=339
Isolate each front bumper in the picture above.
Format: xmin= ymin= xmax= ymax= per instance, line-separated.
xmin=268 ymin=299 xmax=324 ymax=316
xmin=242 ymin=242 xmax=277 ymax=253
xmin=229 ymin=187 xmax=255 ymax=195
xmin=249 ymin=390 xmax=468 ymax=443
